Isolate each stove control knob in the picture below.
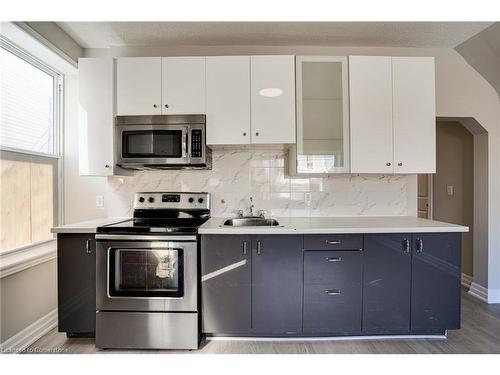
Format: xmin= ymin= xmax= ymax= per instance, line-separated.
xmin=188 ymin=197 xmax=194 ymax=203
xmin=198 ymin=197 xmax=204 ymax=204
xmin=138 ymin=197 xmax=145 ymax=203
xmin=148 ymin=197 xmax=155 ymax=203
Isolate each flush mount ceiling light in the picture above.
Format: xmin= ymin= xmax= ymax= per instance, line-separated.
xmin=259 ymin=87 xmax=283 ymax=97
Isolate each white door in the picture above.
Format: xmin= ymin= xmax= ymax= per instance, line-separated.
xmin=392 ymin=57 xmax=436 ymax=174
xmin=349 ymin=56 xmax=394 ymax=174
xmin=250 ymin=55 xmax=295 ymax=144
xmin=206 ymin=56 xmax=251 ymax=145
xmin=116 ymin=57 xmax=162 ymax=115
xmin=161 ymin=57 xmax=206 ymax=114
xmin=78 ymin=58 xmax=113 ymax=176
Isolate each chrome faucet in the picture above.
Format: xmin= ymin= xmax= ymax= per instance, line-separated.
xmin=249 ymin=197 xmax=255 ymax=216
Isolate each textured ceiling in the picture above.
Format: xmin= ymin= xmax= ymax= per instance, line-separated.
xmin=56 ymin=22 xmax=493 ymax=49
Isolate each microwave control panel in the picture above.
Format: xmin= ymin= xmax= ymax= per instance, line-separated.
xmin=191 ymin=129 xmax=203 ymax=158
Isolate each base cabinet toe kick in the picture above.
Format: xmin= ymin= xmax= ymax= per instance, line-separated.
xmin=201 ymin=232 xmax=462 ymax=337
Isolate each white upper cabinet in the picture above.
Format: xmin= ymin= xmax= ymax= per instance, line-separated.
xmin=392 ymin=57 xmax=436 ymax=174
xmin=349 ymin=56 xmax=436 ymax=174
xmin=161 ymin=57 xmax=206 ymax=114
xmin=250 ymin=55 xmax=295 ymax=144
xmin=78 ymin=58 xmax=113 ymax=176
xmin=349 ymin=56 xmax=394 ymax=174
xmin=206 ymin=56 xmax=251 ymax=145
xmin=116 ymin=57 xmax=162 ymax=115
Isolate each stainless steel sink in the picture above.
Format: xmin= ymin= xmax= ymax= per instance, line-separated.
xmin=223 ymin=217 xmax=280 ymax=227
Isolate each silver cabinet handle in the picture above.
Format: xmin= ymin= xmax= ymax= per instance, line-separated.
xmin=153 ymin=104 xmax=157 ymax=108
xmin=164 ymin=104 xmax=169 ymax=108
xmin=397 ymin=162 xmax=403 ymax=166
xmin=256 ymin=240 xmax=261 ymax=255
xmin=325 ymin=289 xmax=342 ymax=295
xmin=402 ymin=238 xmax=410 ymax=253
xmin=326 ymin=256 xmax=342 ymax=262
xmin=386 ymin=162 xmax=392 ymax=166
xmin=85 ymin=239 xmax=93 ymax=254
xmin=326 ymin=240 xmax=341 ymax=245
xmin=416 ymin=238 xmax=424 ymax=253
xmin=242 ymin=241 xmax=247 ymax=255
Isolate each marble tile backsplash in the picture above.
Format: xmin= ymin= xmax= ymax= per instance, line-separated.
xmin=106 ymin=150 xmax=411 ymax=218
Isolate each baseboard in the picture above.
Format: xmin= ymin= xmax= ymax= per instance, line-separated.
xmin=468 ymin=282 xmax=489 ymax=303
xmin=461 ymin=273 xmax=473 ymax=289
xmin=0 ymin=308 xmax=57 ymax=354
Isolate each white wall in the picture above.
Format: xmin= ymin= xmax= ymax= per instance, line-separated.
xmin=77 ymin=45 xmax=500 ymax=300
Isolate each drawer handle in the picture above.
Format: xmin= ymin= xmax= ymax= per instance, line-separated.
xmin=326 ymin=240 xmax=341 ymax=245
xmin=85 ymin=239 xmax=93 ymax=254
xmin=326 ymin=256 xmax=342 ymax=262
xmin=242 ymin=241 xmax=247 ymax=255
xmin=325 ymin=289 xmax=342 ymax=295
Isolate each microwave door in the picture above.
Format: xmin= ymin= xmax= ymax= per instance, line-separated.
xmin=117 ymin=125 xmax=190 ymax=165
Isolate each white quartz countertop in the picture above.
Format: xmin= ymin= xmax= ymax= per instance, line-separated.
xmin=51 ymin=217 xmax=130 ymax=233
xmin=198 ymin=216 xmax=469 ymax=234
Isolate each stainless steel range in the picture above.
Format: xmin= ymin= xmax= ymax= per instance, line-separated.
xmin=95 ymin=192 xmax=210 ymax=350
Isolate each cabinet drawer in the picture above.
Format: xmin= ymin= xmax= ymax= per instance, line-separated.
xmin=303 ymin=283 xmax=362 ymax=333
xmin=303 ymin=234 xmax=363 ymax=251
xmin=304 ymin=251 xmax=363 ymax=285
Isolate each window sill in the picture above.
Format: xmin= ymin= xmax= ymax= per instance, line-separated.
xmin=0 ymin=240 xmax=57 ymax=278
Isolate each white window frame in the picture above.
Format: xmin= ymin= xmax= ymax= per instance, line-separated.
xmin=0 ymin=36 xmax=64 ymax=277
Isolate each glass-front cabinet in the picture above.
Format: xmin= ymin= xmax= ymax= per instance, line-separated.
xmin=291 ymin=56 xmax=350 ymax=174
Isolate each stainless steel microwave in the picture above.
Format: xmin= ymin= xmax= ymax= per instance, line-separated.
xmin=115 ymin=115 xmax=211 ymax=170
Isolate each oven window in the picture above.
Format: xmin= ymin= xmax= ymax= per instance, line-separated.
xmin=109 ymin=248 xmax=184 ymax=298
xmin=122 ymin=130 xmax=183 ymax=158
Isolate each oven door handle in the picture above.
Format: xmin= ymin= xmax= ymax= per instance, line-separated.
xmin=95 ymin=234 xmax=197 ymax=241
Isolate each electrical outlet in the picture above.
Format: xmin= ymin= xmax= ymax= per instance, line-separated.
xmin=304 ymin=192 xmax=312 ymax=207
xmin=96 ymin=195 xmax=105 ymax=209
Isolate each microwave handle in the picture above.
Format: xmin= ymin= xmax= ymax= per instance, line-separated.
xmin=183 ymin=129 xmax=188 ymax=158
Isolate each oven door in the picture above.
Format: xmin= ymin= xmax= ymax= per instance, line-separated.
xmin=116 ymin=124 xmax=189 ymax=166
xmin=96 ymin=235 xmax=197 ymax=312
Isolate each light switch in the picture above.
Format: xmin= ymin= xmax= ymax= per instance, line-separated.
xmin=96 ymin=195 xmax=105 ymax=209
xmin=447 ymin=185 xmax=454 ymax=196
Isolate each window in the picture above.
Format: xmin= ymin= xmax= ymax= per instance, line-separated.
xmin=0 ymin=37 xmax=61 ymax=254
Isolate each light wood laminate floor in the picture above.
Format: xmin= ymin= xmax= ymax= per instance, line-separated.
xmin=24 ymin=291 xmax=500 ymax=354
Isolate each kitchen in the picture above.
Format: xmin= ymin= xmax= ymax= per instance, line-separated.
xmin=1 ymin=6 xmax=500 ymax=373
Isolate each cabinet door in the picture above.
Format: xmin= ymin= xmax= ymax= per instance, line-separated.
xmin=349 ymin=56 xmax=394 ymax=174
xmin=161 ymin=57 xmax=206 ymax=114
xmin=57 ymin=234 xmax=96 ymax=335
xmin=393 ymin=57 xmax=436 ymax=174
xmin=116 ymin=57 xmax=161 ymax=115
xmin=250 ymin=55 xmax=295 ymax=144
xmin=363 ymin=233 xmax=411 ymax=333
xmin=303 ymin=251 xmax=363 ymax=334
xmin=201 ymin=235 xmax=251 ymax=334
xmin=411 ymin=233 xmax=461 ymax=332
xmin=294 ymin=56 xmax=350 ymax=173
xmin=251 ymin=235 xmax=302 ymax=334
xmin=206 ymin=56 xmax=251 ymax=145
xmin=78 ymin=58 xmax=113 ymax=176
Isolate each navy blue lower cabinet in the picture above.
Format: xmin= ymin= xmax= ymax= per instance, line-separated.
xmin=362 ymin=234 xmax=412 ymax=334
xmin=410 ymin=233 xmax=461 ymax=333
xmin=57 ymin=233 xmax=96 ymax=336
xmin=303 ymin=251 xmax=363 ymax=334
xmin=201 ymin=235 xmax=252 ymax=334
xmin=251 ymin=235 xmax=303 ymax=334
